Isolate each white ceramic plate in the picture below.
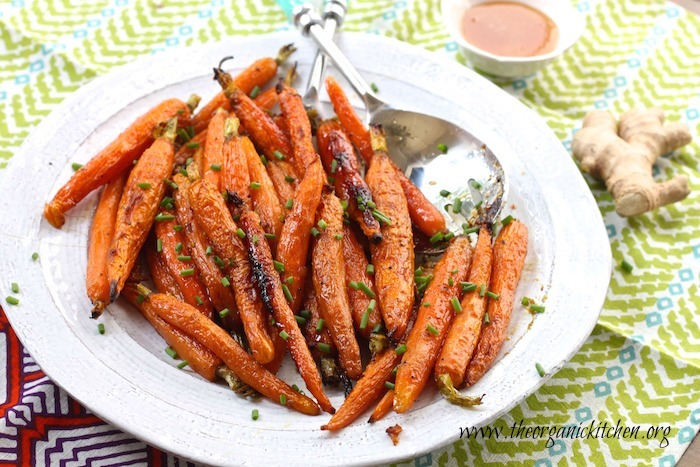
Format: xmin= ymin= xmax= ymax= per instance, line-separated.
xmin=0 ymin=32 xmax=610 ymax=466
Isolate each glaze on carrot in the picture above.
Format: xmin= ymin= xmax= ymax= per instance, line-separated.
xmin=201 ymin=108 xmax=228 ymax=189
xmin=368 ymin=389 xmax=394 ymax=423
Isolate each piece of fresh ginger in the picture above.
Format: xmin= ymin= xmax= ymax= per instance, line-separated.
xmin=572 ymin=108 xmax=692 ymax=217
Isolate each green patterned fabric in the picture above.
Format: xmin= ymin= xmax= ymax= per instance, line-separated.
xmin=1 ymin=0 xmax=699 ymax=465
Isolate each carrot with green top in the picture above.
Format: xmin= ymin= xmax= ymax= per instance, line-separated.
xmin=465 ymin=220 xmax=528 ymax=387
xmin=393 ymin=236 xmax=472 ymax=413
xmin=107 ymin=118 xmax=177 ymax=302
xmin=87 ymin=172 xmax=128 ymax=318
xmin=45 ymin=97 xmax=196 ymax=229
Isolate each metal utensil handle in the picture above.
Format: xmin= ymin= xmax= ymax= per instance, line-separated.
xmin=304 ymin=0 xmax=347 ymax=99
xmin=294 ymin=4 xmax=382 ymax=111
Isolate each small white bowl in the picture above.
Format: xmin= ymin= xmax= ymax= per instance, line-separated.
xmin=441 ymin=0 xmax=584 ymax=78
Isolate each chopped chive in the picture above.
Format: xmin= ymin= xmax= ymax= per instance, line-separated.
xmin=328 ymin=176 xmax=335 ymax=186
xmin=32 ymin=252 xmax=39 ymax=261
xmin=451 ymin=269 xmax=459 ymax=274
xmin=392 ymin=365 xmax=398 ymax=376
xmin=249 ymin=181 xmax=261 ymax=190
xmin=264 ymin=233 xmax=276 ymax=240
xmin=316 ymin=318 xmax=325 ymax=332
xmin=475 ymin=200 xmax=483 ymax=209
xmin=221 ymin=276 xmax=231 ymax=287
xmin=317 ymin=219 xmax=328 ymax=230
xmin=317 ymin=343 xmax=331 ymax=353
xmin=292 ymin=384 xmax=301 ymax=393
xmin=531 ymin=305 xmax=546 ymax=313
xmin=300 ymin=309 xmax=311 ymax=319
xmin=219 ymin=308 xmax=230 ymax=318
xmin=501 ymin=215 xmax=514 ymax=226
xmin=479 ymin=284 xmax=487 ymax=297
xmin=165 ymin=346 xmax=178 ymax=359
xmin=160 ymin=197 xmax=174 ymax=208
xmin=463 ymin=225 xmax=479 ymax=235
xmin=136 ymin=294 xmax=146 ymax=305
xmin=372 ymin=209 xmax=392 ymax=225
xmin=273 ymin=150 xmax=286 ymax=161
xmin=252 ymin=234 xmax=259 ymax=245
xmin=340 ymin=199 xmax=348 ymax=211
xmin=236 ymin=228 xmax=246 ymax=239
xmin=349 ymin=281 xmax=360 ymax=290
xmin=429 ymin=232 xmax=444 ymax=244
xmin=210 ymin=163 xmax=222 ymax=172
xmin=360 ymin=310 xmax=370 ymax=329
xmin=439 ymin=189 xmax=451 ymax=197
xmin=358 ymin=282 xmax=376 ymax=298
xmin=11 ymin=282 xmax=19 ymax=293
xmin=310 ymin=227 xmax=320 ymax=237
xmin=486 ymin=291 xmax=499 ymax=300
xmin=451 ymin=297 xmax=462 ymax=313
xmin=187 ymin=126 xmax=195 ymax=138
xmin=137 ymin=182 xmax=152 ymax=189
xmin=213 ymin=256 xmax=225 ymax=268
xmin=372 ymin=324 xmax=383 ymax=333
xmin=448 ymin=278 xmax=454 ymax=287
xmin=282 ymin=284 xmax=293 ymax=302
xmin=415 ymin=267 xmax=423 ymax=276
xmin=461 ymin=282 xmax=477 ymax=292
xmin=285 ymin=175 xmax=295 ymax=183
xmin=155 ymin=213 xmax=175 ymax=222
xmin=205 ymin=246 xmax=213 ymax=256
xmin=97 ymin=323 xmax=105 ymax=334
xmin=621 ymin=260 xmax=634 ymax=273
xmin=367 ymin=200 xmax=376 ymax=210
xmin=395 ymin=344 xmax=407 ymax=355
xmin=186 ymin=157 xmax=194 ymax=167
xmin=71 ymin=162 xmax=83 ymax=171
xmin=260 ymin=154 xmax=267 ymax=166
xmin=384 ymin=381 xmax=395 ymax=390
xmin=471 ymin=180 xmax=482 ymax=189
xmin=330 ymin=159 xmax=338 ymax=174
xmin=423 ymin=302 xmax=430 ymax=307
xmin=452 ymin=197 xmax=462 ymax=213
xmin=334 ymin=233 xmax=343 ymax=240
xmin=273 ymin=260 xmax=285 ymax=273
xmin=177 ymin=128 xmax=191 ymax=142
xmin=279 ymin=330 xmax=290 ymax=341
xmin=285 ymin=199 xmax=293 ymax=209
xmin=366 ymin=264 xmax=375 ymax=275
xmin=286 ymin=276 xmax=294 ymax=284
xmin=427 ymin=323 xmax=439 ymax=336
xmin=173 ymin=225 xmax=184 ymax=232
xmin=177 ymin=360 xmax=189 ymax=369
xmin=180 ymin=268 xmax=195 ymax=277
xmin=186 ymin=141 xmax=200 ymax=149
xmin=177 ymin=255 xmax=191 ymax=262
xmin=536 ymin=363 xmax=546 ymax=377
xmin=164 ymin=179 xmax=178 ymax=190
xmin=437 ymin=143 xmax=448 ymax=154
xmin=370 ymin=82 xmax=379 ymax=93
xmin=178 ymin=168 xmax=188 ymax=176
xmin=444 ymin=232 xmax=454 ymax=241
xmin=295 ymin=315 xmax=307 ymax=326
xmin=521 ymin=297 xmax=531 ymax=306
xmin=251 ymin=409 xmax=259 ymax=420
xmin=249 ymin=85 xmax=260 ymax=99
xmin=367 ymin=299 xmax=377 ymax=311
xmin=195 ymin=295 xmax=203 ymax=305
xmin=175 ymin=242 xmax=184 ymax=253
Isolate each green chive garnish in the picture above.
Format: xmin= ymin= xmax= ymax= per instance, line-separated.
xmin=429 ymin=232 xmax=444 ymax=244
xmin=437 ymin=143 xmax=448 ymax=154
xmin=444 ymin=232 xmax=454 ymax=241
xmin=71 ymin=162 xmax=83 ymax=171
xmin=531 ymin=305 xmax=546 ymax=313
xmin=177 ymin=255 xmax=191 ymax=262
xmin=274 ymin=260 xmax=285 ymax=273
xmin=177 ymin=128 xmax=190 ymax=142
xmin=501 ymin=215 xmax=514 ymax=226
xmin=260 ymin=155 xmax=267 ymax=166
xmin=372 ymin=324 xmax=383 ymax=334
xmin=536 ymin=363 xmax=546 ymax=377
xmin=175 ymin=242 xmax=184 ymax=253
xmin=97 ymin=323 xmax=105 ymax=334
xmin=206 ymin=246 xmax=213 ymax=256
xmin=471 ymin=180 xmax=482 ymax=189
xmin=11 ymin=283 xmax=19 ymax=294
xmin=349 ymin=281 xmax=360 ymax=290
xmin=334 ymin=233 xmax=343 ymax=240
xmin=370 ymin=82 xmax=379 ymax=93
xmin=360 ymin=310 xmax=370 ymax=329
xmin=285 ymin=199 xmax=293 ymax=209
xmin=448 ymin=278 xmax=454 ymax=287
xmin=165 ymin=346 xmax=177 ymax=359
xmin=6 ymin=295 xmax=20 ymax=306
xmin=195 ymin=295 xmax=203 ymax=305
xmin=219 ymin=308 xmax=230 ymax=318
xmin=264 ymin=233 xmax=276 ymax=240
xmin=330 ymin=159 xmax=338 ymax=174
xmin=317 ymin=219 xmax=328 ymax=230
xmin=621 ymin=260 xmax=633 ymax=273
xmin=395 ymin=344 xmax=407 ymax=355
xmin=316 ymin=318 xmax=325 ymax=332
xmin=295 ymin=315 xmax=307 ymax=326
xmin=358 ymin=282 xmax=375 ymax=298
xmin=463 ymin=225 xmax=479 ymax=235
xmin=451 ymin=297 xmax=462 ymax=313
xmin=440 ymin=189 xmax=451 ymax=197
xmin=317 ymin=343 xmax=331 ymax=353
xmin=221 ymin=276 xmax=231 ymax=287
xmin=236 ymin=228 xmax=246 ymax=239
xmin=279 ymin=394 xmax=287 ymax=405
xmin=521 ymin=297 xmax=530 ymax=306
xmin=136 ymin=294 xmax=146 ymax=304
xmin=177 ymin=360 xmax=189 ymax=369
xmin=372 ymin=209 xmax=392 ymax=225
xmin=479 ymin=284 xmax=486 ymax=297
xmin=286 ymin=276 xmax=294 ymax=284
xmin=285 ymin=175 xmax=295 ymax=183
xmin=384 ymin=381 xmax=395 ymax=390
xmin=32 ymin=252 xmax=39 ymax=261
xmin=210 ymin=163 xmax=222 ymax=172
xmin=484 ymin=311 xmax=490 ymax=325
xmin=300 ymin=309 xmax=311 ymax=319
xmin=310 ymin=227 xmax=320 ymax=237
xmin=213 ymin=256 xmax=225 ymax=268
xmin=249 ymin=181 xmax=261 ymax=190
xmin=252 ymin=409 xmax=259 ymax=420
xmin=160 ymin=197 xmax=174 ymax=208
xmin=137 ymin=182 xmax=152 ymax=189
xmin=423 ymin=302 xmax=430 ymax=307
xmin=279 ymin=330 xmax=290 ymax=341
xmin=282 ymin=284 xmax=293 ymax=302
xmin=452 ymin=198 xmax=462 ymax=213
xmin=427 ymin=323 xmax=438 ymax=336
xmin=155 ymin=213 xmax=175 ymax=222
xmin=486 ymin=291 xmax=499 ymax=300
xmin=164 ymin=179 xmax=178 ymax=190
xmin=249 ymin=85 xmax=260 ymax=99
xmin=186 ymin=141 xmax=200 ymax=149
xmin=340 ymin=200 xmax=348 ymax=211
xmin=180 ymin=268 xmax=195 ymax=277
xmin=274 ymin=150 xmax=285 ymax=160
xmin=366 ymin=264 xmax=374 ymax=275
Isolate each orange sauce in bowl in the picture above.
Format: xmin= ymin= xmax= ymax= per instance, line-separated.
xmin=461 ymin=2 xmax=559 ymax=57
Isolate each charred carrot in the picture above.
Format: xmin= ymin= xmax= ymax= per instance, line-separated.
xmin=317 ymin=120 xmax=382 ymax=243
xmin=322 ymin=348 xmax=401 ymax=430
xmin=342 ymin=225 xmax=382 ymax=339
xmin=87 ymin=172 xmax=128 ymax=318
xmin=325 ymin=77 xmax=446 ymax=237
xmin=238 ymin=209 xmax=334 ymax=414
xmin=312 ymin=190 xmax=362 ymax=380
xmin=393 ymin=237 xmax=472 ymax=413
xmin=368 ymin=389 xmax=394 ymax=423
xmin=172 ymin=172 xmax=241 ymax=330
xmin=301 ymin=280 xmax=341 ymax=385
xmin=264 ymin=318 xmax=287 ymax=375
xmin=277 ymin=82 xmax=319 ymax=177
xmin=187 ymin=178 xmax=275 ymax=364
xmin=145 ymin=240 xmax=184 ymax=300
xmin=44 ymin=98 xmax=194 ymax=229
xmin=366 ymin=127 xmax=414 ymax=341
xmin=107 ymin=118 xmax=177 ymax=301
xmin=191 ymin=44 xmax=296 ymax=133
xmin=253 ymin=62 xmax=298 ymax=112
xmin=136 ymin=284 xmax=320 ymax=415
xmin=465 ymin=220 xmax=528 ymax=387
xmin=221 ymin=117 xmax=251 ymax=208
xmin=122 ymin=282 xmax=220 ymax=381
xmin=244 ymin=134 xmax=284 ymax=253
xmin=435 ymin=226 xmax=493 ymax=388
xmin=201 ymin=108 xmax=228 ymax=189
xmin=275 ymin=158 xmax=325 ymax=313
xmin=154 ymin=213 xmax=213 ymax=319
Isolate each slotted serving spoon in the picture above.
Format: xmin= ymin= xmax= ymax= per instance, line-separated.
xmin=294 ymin=4 xmax=507 ymax=237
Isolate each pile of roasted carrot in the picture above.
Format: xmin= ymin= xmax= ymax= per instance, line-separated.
xmin=43 ymin=44 xmax=529 ymax=430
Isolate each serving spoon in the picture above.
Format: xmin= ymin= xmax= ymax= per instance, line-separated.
xmin=293 ymin=4 xmax=507 ymax=236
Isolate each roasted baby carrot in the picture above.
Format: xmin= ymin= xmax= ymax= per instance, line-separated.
xmin=275 ymin=158 xmax=325 ymax=313
xmin=322 ymin=348 xmax=401 ymax=430
xmin=317 ymin=120 xmax=382 ymax=244
xmin=187 ymin=178 xmax=275 ymax=364
xmin=266 ymin=159 xmax=298 ymax=206
xmin=221 ymin=117 xmax=251 ymax=208
xmin=136 ymin=285 xmax=320 ymax=415
xmin=107 ymin=118 xmax=177 ymax=302
xmin=122 ymin=282 xmax=221 ymax=382
xmin=325 ymin=77 xmax=446 ymax=237
xmin=253 ymin=62 xmax=298 ymax=112
xmin=435 ymin=226 xmax=493 ymax=388
xmin=277 ymin=82 xmax=318 ymax=177
xmin=201 ymin=108 xmax=228 ymax=189
xmin=369 ymin=389 xmax=394 ymax=423
xmin=174 ymin=129 xmax=207 ymax=166
xmin=366 ymin=127 xmax=414 ymax=341
xmin=238 ymin=209 xmax=334 ymax=414
xmin=87 ymin=172 xmax=128 ymax=318
xmin=342 ymin=225 xmax=382 ymax=339
xmin=44 ymin=98 xmax=193 ymax=229
xmin=154 ymin=213 xmax=213 ymax=319
xmin=301 ymin=280 xmax=341 ymax=385
xmin=172 ymin=172 xmax=240 ymax=330
xmin=465 ymin=220 xmax=528 ymax=387
xmin=312 ymin=190 xmax=362 ymax=380
xmin=145 ymin=240 xmax=184 ymax=300
xmin=244 ymin=134 xmax=285 ymax=253
xmin=191 ymin=44 xmax=296 ymax=134
xmin=393 ymin=236 xmax=472 ymax=413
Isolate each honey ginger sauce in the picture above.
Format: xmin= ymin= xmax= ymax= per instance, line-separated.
xmin=461 ymin=2 xmax=559 ymax=57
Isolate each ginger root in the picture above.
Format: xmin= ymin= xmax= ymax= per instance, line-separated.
xmin=572 ymin=108 xmax=692 ymax=216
